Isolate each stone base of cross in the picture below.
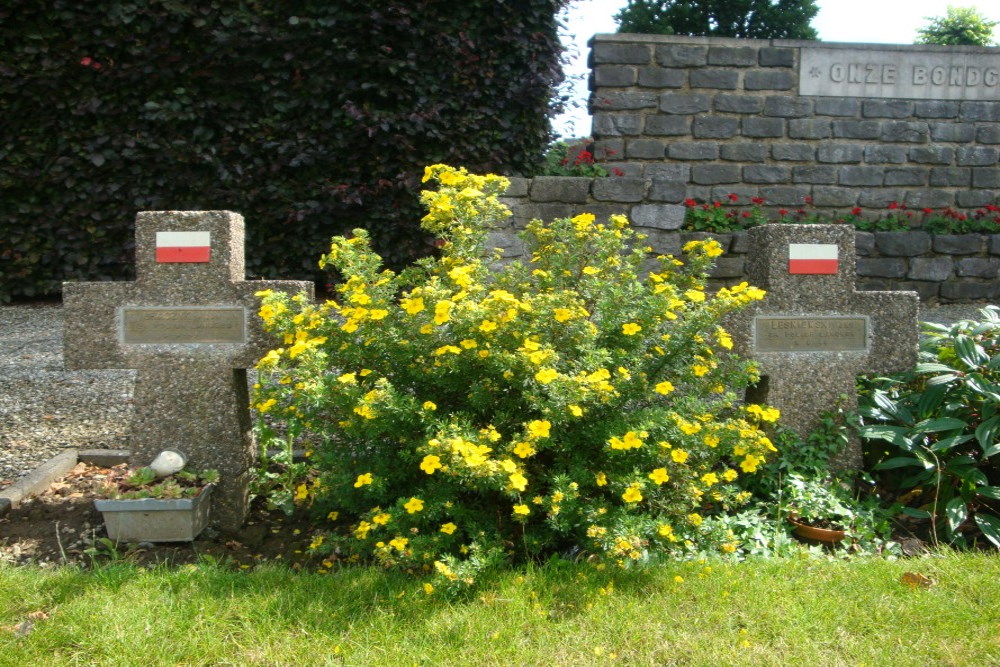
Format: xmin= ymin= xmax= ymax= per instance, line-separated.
xmin=63 ymin=211 xmax=313 ymax=533
xmin=728 ymin=224 xmax=918 ymax=471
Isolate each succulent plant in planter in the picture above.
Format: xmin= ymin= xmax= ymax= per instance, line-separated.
xmin=94 ymin=460 xmax=219 ymax=543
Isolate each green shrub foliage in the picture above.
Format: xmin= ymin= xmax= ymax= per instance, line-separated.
xmin=0 ymin=1 xmax=568 ymax=301
xmin=859 ymin=306 xmax=1000 ymax=549
xmin=252 ymin=165 xmax=778 ymax=586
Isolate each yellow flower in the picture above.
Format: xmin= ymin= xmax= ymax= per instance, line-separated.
xmin=740 ymin=454 xmax=763 ymax=473
xmin=535 ymin=368 xmax=558 ymax=384
xmin=479 ymin=319 xmax=498 ymax=333
xmin=582 ymin=266 xmax=600 ymax=275
xmin=294 ymin=483 xmax=308 ymax=502
xmin=687 ymin=513 xmax=703 ymax=526
xmin=460 ymin=339 xmax=478 ymax=349
xmin=389 ymin=537 xmax=409 ymax=551
xmin=420 ymin=455 xmax=443 ymax=474
xmin=671 ymin=449 xmax=689 ymax=464
xmin=717 ymin=327 xmax=733 ymax=350
xmin=568 ymin=404 xmax=584 ymax=417
xmin=657 ymin=524 xmax=674 ymax=538
xmin=654 ymin=381 xmax=675 ymax=395
xmin=373 ymin=512 xmax=391 ymax=525
xmin=723 ymin=469 xmax=739 ymax=482
xmin=648 ymin=468 xmax=670 ymax=485
xmin=327 ymin=511 xmax=339 ymax=521
xmin=622 ymin=485 xmax=643 ymax=503
xmin=553 ymin=308 xmax=574 ymax=322
xmin=440 ymin=522 xmax=457 ymax=535
xmin=353 ymin=473 xmax=373 ymax=488
xmin=513 ymin=441 xmax=536 ymax=458
xmin=703 ymin=434 xmax=720 ymax=448
xmin=527 ymin=420 xmax=551 ymax=439
xmin=423 ymin=583 xmax=434 ymax=595
xmin=422 ymin=401 xmax=437 ymax=411
xmin=701 ymin=472 xmax=719 ymax=486
xmin=608 ymin=430 xmax=644 ymax=450
xmin=509 ymin=472 xmax=528 ymax=492
xmin=622 ymin=322 xmax=642 ymax=335
xmin=595 ymin=471 xmax=608 ymax=487
xmin=400 ymin=296 xmax=425 ymax=315
xmin=685 ymin=289 xmax=706 ymax=303
xmin=434 ymin=300 xmax=453 ymax=325
xmin=691 ymin=364 xmax=710 ymax=377
xmin=353 ymin=405 xmax=376 ymax=419
xmin=404 ymin=497 xmax=425 ymax=514
xmin=337 ymin=372 xmax=357 ymax=384
xmin=513 ymin=504 xmax=530 ymax=516
xmin=256 ymin=398 xmax=277 ymax=413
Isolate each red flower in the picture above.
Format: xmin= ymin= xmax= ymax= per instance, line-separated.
xmin=851 ymin=207 xmax=862 ymax=216
xmin=574 ymin=150 xmax=594 ymax=165
xmin=727 ymin=193 xmax=738 ymax=202
xmin=713 ymin=201 xmax=722 ymax=208
xmin=778 ymin=209 xmax=788 ymax=216
xmin=751 ymin=196 xmax=765 ymax=205
xmin=922 ymin=208 xmax=932 ymax=215
xmin=613 ymin=168 xmax=624 ymax=176
xmin=888 ymin=201 xmax=900 ymax=210
xmin=80 ymin=57 xmax=93 ymax=66
xmin=684 ymin=198 xmax=697 ymax=208
xmin=741 ymin=211 xmax=750 ymax=218
xmin=804 ymin=196 xmax=813 ymax=205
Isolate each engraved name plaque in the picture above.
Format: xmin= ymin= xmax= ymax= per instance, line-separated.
xmin=121 ymin=307 xmax=246 ymax=344
xmin=800 ymin=47 xmax=1000 ymax=100
xmin=753 ymin=316 xmax=868 ymax=353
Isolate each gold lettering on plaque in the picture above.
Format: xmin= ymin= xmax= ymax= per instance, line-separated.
xmin=754 ymin=316 xmax=868 ymax=353
xmin=121 ymin=307 xmax=245 ymax=344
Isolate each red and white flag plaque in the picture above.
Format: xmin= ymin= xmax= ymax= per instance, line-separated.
xmin=155 ymin=231 xmax=211 ymax=263
xmin=788 ymin=243 xmax=838 ymax=275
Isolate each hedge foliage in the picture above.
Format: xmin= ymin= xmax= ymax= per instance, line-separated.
xmin=0 ymin=1 xmax=568 ymax=301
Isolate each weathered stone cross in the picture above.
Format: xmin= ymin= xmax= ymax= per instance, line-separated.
xmin=63 ymin=211 xmax=313 ymax=532
xmin=729 ymin=224 xmax=918 ymax=470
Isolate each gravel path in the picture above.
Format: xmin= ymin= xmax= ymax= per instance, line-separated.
xmin=1 ymin=300 xmax=996 ymax=491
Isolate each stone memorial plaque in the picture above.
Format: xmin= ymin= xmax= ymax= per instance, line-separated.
xmin=800 ymin=47 xmax=1000 ymax=100
xmin=754 ymin=316 xmax=868 ymax=353
xmin=121 ymin=306 xmax=246 ymax=344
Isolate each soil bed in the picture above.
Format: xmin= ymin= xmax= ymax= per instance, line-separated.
xmin=1 ymin=462 xmax=320 ymax=569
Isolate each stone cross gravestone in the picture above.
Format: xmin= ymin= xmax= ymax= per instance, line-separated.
xmin=63 ymin=211 xmax=313 ymax=532
xmin=729 ymin=224 xmax=918 ymax=471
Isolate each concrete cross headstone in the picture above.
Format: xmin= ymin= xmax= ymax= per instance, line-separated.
xmin=729 ymin=224 xmax=919 ymax=470
xmin=63 ymin=211 xmax=313 ymax=532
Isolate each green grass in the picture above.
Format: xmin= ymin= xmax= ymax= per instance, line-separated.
xmin=1 ymin=553 xmax=998 ymax=666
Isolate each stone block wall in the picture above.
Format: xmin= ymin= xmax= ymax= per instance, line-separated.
xmin=587 ymin=34 xmax=1000 ymax=211
xmin=496 ymin=176 xmax=1000 ymax=303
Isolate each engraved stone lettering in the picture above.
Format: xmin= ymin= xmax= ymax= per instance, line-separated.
xmin=753 ymin=316 xmax=868 ymax=353
xmin=121 ymin=307 xmax=246 ymax=344
xmin=801 ymin=48 xmax=1000 ymax=100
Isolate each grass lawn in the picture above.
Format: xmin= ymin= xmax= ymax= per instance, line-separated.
xmin=1 ymin=552 xmax=998 ymax=666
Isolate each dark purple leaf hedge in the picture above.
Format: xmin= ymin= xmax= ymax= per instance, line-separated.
xmin=0 ymin=1 xmax=568 ymax=301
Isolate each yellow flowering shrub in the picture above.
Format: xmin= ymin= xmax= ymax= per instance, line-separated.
xmin=253 ymin=164 xmax=777 ymax=586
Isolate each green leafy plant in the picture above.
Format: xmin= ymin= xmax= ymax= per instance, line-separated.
xmin=541 ymin=141 xmax=609 ymax=177
xmin=922 ymin=205 xmax=1000 ymax=235
xmin=253 ymin=164 xmax=778 ymax=587
xmin=859 ymin=306 xmax=1000 ymax=549
xmin=683 ymin=193 xmax=767 ymax=232
xmin=100 ymin=465 xmax=219 ymax=501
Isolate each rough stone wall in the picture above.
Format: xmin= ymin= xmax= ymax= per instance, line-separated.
xmin=497 ymin=177 xmax=1000 ymax=303
xmin=587 ymin=34 xmax=1000 ymax=211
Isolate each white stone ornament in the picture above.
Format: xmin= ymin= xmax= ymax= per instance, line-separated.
xmin=149 ymin=449 xmax=187 ymax=478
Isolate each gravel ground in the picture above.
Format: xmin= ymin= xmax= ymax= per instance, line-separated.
xmin=1 ymin=300 xmax=996 ymax=491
